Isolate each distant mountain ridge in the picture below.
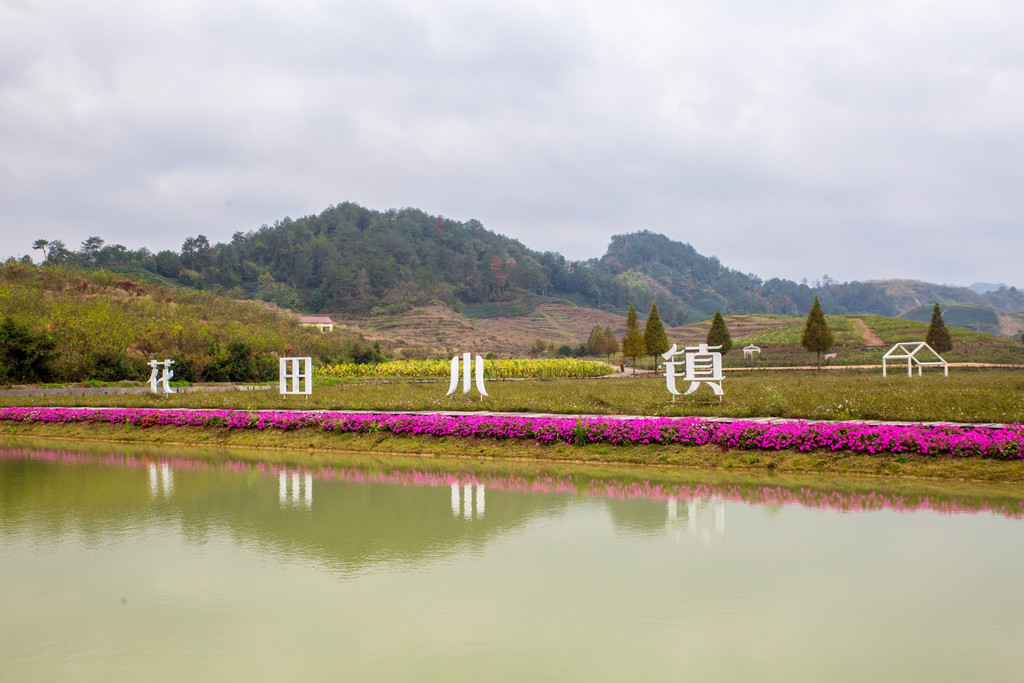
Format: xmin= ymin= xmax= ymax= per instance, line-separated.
xmin=868 ymin=279 xmax=1022 ymax=312
xmin=33 ymin=202 xmax=1024 ymax=325
xmin=968 ymin=282 xmax=1009 ymax=294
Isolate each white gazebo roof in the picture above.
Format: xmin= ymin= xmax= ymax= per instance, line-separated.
xmin=882 ymin=342 xmax=948 ymax=377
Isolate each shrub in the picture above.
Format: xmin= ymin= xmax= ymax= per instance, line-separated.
xmin=0 ymin=317 xmax=56 ymax=383
xmin=87 ymin=349 xmax=146 ymax=382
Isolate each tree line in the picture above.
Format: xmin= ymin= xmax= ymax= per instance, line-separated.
xmin=28 ymin=203 xmax=1004 ymax=325
xmin=612 ymin=302 xmax=734 ymax=371
xmin=0 ymin=251 xmax=961 ymax=384
xmin=605 ymin=295 xmax=954 ymax=372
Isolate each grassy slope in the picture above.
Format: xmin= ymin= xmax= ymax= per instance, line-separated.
xmin=0 ymin=263 xmax=361 ymax=381
xmin=5 ymin=261 xmax=1021 ymax=373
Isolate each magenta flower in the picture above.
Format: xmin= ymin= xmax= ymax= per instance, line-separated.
xmin=1 ymin=407 xmax=1021 ymax=460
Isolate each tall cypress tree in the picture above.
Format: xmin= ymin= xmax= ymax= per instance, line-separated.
xmin=586 ymin=325 xmax=604 ymax=356
xmin=801 ymin=296 xmax=834 ymax=370
xmin=601 ymin=326 xmax=619 ymax=358
xmin=621 ymin=303 xmax=645 ymax=371
xmin=643 ymin=302 xmax=670 ymax=370
xmin=705 ymin=310 xmax=733 ymax=354
xmin=925 ymin=302 xmax=953 ymax=353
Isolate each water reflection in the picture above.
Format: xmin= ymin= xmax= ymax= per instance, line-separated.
xmin=451 ymin=483 xmax=485 ymax=519
xmin=0 ymin=445 xmax=579 ymax=574
xmin=2 ymin=441 xmax=1024 ymax=681
xmin=665 ymin=497 xmax=725 ymax=540
xmin=148 ymin=463 xmax=173 ymax=497
xmin=279 ymin=471 xmax=313 ymax=508
xmin=2 ymin=442 xmax=1022 ymax=569
xmin=3 ymin=443 xmax=1024 ymax=523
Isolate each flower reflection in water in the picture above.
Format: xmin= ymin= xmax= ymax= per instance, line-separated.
xmin=2 ymin=445 xmax=1022 ymax=519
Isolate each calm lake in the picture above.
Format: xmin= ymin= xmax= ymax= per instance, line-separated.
xmin=2 ymin=440 xmax=1023 ymax=682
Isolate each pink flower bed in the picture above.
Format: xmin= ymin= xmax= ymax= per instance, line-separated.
xmin=3 ymin=406 xmax=1023 ymax=459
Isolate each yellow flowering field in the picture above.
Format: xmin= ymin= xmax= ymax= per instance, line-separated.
xmin=316 ymin=358 xmax=612 ymax=379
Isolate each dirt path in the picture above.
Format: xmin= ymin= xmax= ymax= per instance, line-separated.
xmin=850 ymin=318 xmax=884 ymax=346
xmin=597 ymin=362 xmax=651 ymax=378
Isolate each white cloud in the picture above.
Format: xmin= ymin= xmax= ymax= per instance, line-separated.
xmin=1 ymin=0 xmax=1022 ymax=287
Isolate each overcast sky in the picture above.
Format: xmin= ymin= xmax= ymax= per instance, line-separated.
xmin=2 ymin=0 xmax=1022 ymax=288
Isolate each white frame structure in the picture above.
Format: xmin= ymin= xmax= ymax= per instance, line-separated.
xmin=279 ymin=357 xmax=313 ymax=395
xmin=882 ymin=342 xmax=948 ymax=377
xmin=742 ymin=344 xmax=761 ymax=359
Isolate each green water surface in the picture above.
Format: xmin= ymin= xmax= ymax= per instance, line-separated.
xmin=1 ymin=442 xmax=1022 ymax=682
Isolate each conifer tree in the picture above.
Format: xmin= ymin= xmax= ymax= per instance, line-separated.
xmin=621 ymin=303 xmax=645 ymax=371
xmin=705 ymin=310 xmax=733 ymax=354
xmin=586 ymin=325 xmax=604 ymax=356
xmin=801 ymin=296 xmax=834 ymax=370
xmin=601 ymin=326 xmax=619 ymax=357
xmin=643 ymin=302 xmax=670 ymax=370
xmin=925 ymin=302 xmax=953 ymax=353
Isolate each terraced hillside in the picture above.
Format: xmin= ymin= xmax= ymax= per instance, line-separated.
xmin=336 ymin=305 xmax=1024 ymax=366
xmin=337 ymin=303 xmax=627 ymax=357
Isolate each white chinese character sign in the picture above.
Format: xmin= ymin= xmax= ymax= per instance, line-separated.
xmin=447 ymin=352 xmax=488 ymax=397
xmin=147 ymin=359 xmax=175 ymax=394
xmin=662 ymin=343 xmax=724 ymax=399
xmin=279 ymin=357 xmax=313 ymax=395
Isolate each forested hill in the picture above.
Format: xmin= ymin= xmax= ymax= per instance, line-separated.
xmin=30 ymin=202 xmax=1024 ymax=325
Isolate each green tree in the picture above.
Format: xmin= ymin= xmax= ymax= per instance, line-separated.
xmin=209 ymin=340 xmax=258 ymax=382
xmin=601 ymin=326 xmax=619 ymax=357
xmin=80 ymin=236 xmax=105 ymax=265
xmin=621 ymin=303 xmax=645 ymax=371
xmin=154 ymin=250 xmax=182 ymax=278
xmin=0 ymin=317 xmax=56 ymax=383
xmin=255 ymin=273 xmax=302 ymax=310
xmin=45 ymin=240 xmax=71 ymax=263
xmin=705 ymin=310 xmax=733 ymax=354
xmin=586 ymin=325 xmax=604 ymax=356
xmin=643 ymin=302 xmax=669 ymax=370
xmin=32 ymin=239 xmax=49 ymax=262
xmin=925 ymin=302 xmax=953 ymax=353
xmin=181 ymin=235 xmax=211 ymax=271
xmin=801 ymin=296 xmax=834 ymax=370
